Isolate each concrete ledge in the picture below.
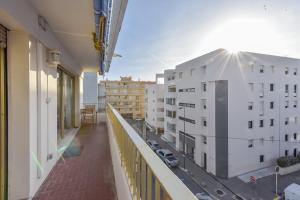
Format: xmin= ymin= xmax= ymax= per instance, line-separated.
xmin=106 ymin=114 xmax=132 ymax=200
xmin=279 ymin=163 xmax=300 ymax=175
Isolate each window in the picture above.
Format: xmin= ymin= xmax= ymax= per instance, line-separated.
xmin=248 ymin=83 xmax=254 ymax=92
xmin=157 ymin=108 xmax=164 ymax=112
xmin=178 ymin=103 xmax=195 ymax=108
xmin=270 ymin=119 xmax=274 ymax=126
xmin=201 ymin=99 xmax=207 ymax=109
xmin=285 ymin=100 xmax=289 ymax=108
xmin=294 ymin=68 xmax=297 ymax=75
xmin=248 ymin=121 xmax=253 ymax=129
xmin=270 ymin=101 xmax=274 ymax=109
xmin=157 ymin=118 xmax=164 ymax=122
xmin=201 ymin=65 xmax=207 ymax=74
xmin=248 ymin=140 xmax=253 ymax=148
xmin=285 ymin=67 xmax=289 ymax=75
xmin=294 ymin=148 xmax=297 ymax=157
xmin=260 ymin=65 xmax=264 ymax=73
xmin=178 ymin=88 xmax=195 ymax=93
xmin=260 ymin=155 xmax=264 ymax=163
xmin=166 ymin=110 xmax=176 ymax=118
xmin=285 ymin=150 xmax=289 ymax=156
xmin=259 ymin=120 xmax=264 ymax=127
xmin=166 ymin=98 xmax=176 ymax=105
xmin=285 ymin=84 xmax=289 ymax=96
xmin=202 ymin=82 xmax=207 ymax=92
xmin=294 ymin=100 xmax=297 ymax=108
xmin=285 ymin=118 xmax=289 ymax=125
xmin=167 ymin=122 xmax=176 ymax=132
xmin=285 ymin=134 xmax=289 ymax=141
xmin=57 ymin=68 xmax=75 ymax=137
xmin=202 ymin=118 xmax=207 ymax=127
xmin=190 ymin=68 xmax=195 ymax=76
xmin=179 ymin=72 xmax=183 ymax=79
xmin=248 ymin=102 xmax=253 ymax=110
xmin=294 ymin=84 xmax=297 ymax=96
xmin=158 ymin=98 xmax=164 ymax=103
xmin=179 ymin=116 xmax=195 ymax=124
xmin=270 ymin=83 xmax=274 ymax=92
xmin=259 ymin=83 xmax=264 ymax=97
xmin=168 ymin=86 xmax=176 ymax=92
xmin=202 ymin=135 xmax=207 ymax=144
xmin=294 ymin=133 xmax=297 ymax=140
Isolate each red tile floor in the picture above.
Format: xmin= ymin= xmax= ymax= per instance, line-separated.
xmin=33 ymin=122 xmax=117 ymax=200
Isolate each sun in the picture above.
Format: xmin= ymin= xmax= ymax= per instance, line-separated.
xmin=203 ymin=18 xmax=278 ymax=54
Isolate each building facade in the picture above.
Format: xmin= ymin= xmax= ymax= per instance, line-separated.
xmin=83 ymin=72 xmax=98 ymax=109
xmin=98 ymin=82 xmax=106 ymax=111
xmin=163 ymin=69 xmax=177 ymax=144
xmin=145 ymin=74 xmax=165 ymax=134
xmin=167 ymin=49 xmax=300 ymax=178
xmin=102 ymin=76 xmax=155 ymax=119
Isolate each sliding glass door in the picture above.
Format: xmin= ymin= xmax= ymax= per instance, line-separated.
xmin=57 ymin=67 xmax=75 ymax=140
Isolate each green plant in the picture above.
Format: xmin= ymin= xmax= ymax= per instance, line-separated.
xmin=277 ymin=156 xmax=290 ymax=167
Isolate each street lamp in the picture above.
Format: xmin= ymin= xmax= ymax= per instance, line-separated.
xmin=275 ymin=165 xmax=279 ymax=198
xmin=179 ymin=106 xmax=187 ymax=171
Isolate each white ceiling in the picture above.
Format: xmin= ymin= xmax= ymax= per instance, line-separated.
xmin=28 ymin=0 xmax=99 ymax=71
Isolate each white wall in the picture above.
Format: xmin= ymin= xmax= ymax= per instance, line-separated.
xmin=145 ymin=84 xmax=164 ymax=130
xmin=163 ymin=69 xmax=177 ymax=144
xmin=7 ymin=30 xmax=31 ymax=200
xmin=7 ymin=31 xmax=61 ymax=199
xmin=28 ymin=38 xmax=58 ymax=197
xmin=83 ymin=72 xmax=98 ymax=107
xmin=0 ymin=0 xmax=81 ymax=74
xmin=172 ymin=49 xmax=300 ymax=178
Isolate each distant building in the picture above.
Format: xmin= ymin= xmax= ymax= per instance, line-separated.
xmin=163 ymin=69 xmax=177 ymax=144
xmin=145 ymin=74 xmax=165 ymax=134
xmin=101 ymin=76 xmax=155 ymax=119
xmin=83 ymin=72 xmax=98 ymax=109
xmin=98 ymin=82 xmax=106 ymax=111
xmin=164 ymin=49 xmax=300 ymax=178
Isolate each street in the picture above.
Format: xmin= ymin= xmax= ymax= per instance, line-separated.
xmin=126 ymin=119 xmax=300 ymax=200
xmin=127 ymin=119 xmax=236 ymax=200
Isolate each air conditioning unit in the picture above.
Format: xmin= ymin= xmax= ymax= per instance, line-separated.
xmin=47 ymin=49 xmax=61 ymax=68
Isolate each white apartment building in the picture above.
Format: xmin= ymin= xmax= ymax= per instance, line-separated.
xmin=164 ymin=69 xmax=177 ymax=144
xmin=83 ymin=72 xmax=98 ymax=108
xmin=98 ymin=82 xmax=106 ymax=111
xmin=145 ymin=74 xmax=165 ymax=134
xmin=169 ymin=49 xmax=300 ymax=178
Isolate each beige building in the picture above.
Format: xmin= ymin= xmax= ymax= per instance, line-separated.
xmin=102 ymin=76 xmax=155 ymax=119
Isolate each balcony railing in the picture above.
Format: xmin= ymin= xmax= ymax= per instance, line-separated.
xmin=106 ymin=103 xmax=197 ymax=200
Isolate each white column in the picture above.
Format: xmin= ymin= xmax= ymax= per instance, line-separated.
xmin=7 ymin=30 xmax=31 ymax=200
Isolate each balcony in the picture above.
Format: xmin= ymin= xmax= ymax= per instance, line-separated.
xmin=33 ymin=104 xmax=197 ymax=200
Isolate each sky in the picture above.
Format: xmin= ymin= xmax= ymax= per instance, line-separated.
xmin=103 ymin=0 xmax=300 ymax=81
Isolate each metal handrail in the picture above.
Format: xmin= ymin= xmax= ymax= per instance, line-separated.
xmin=106 ymin=103 xmax=197 ymax=200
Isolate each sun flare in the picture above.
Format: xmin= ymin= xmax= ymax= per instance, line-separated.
xmin=204 ymin=18 xmax=280 ymax=54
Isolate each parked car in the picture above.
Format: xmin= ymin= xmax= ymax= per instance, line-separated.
xmin=195 ymin=192 xmax=213 ymax=200
xmin=146 ymin=140 xmax=161 ymax=151
xmin=156 ymin=149 xmax=179 ymax=167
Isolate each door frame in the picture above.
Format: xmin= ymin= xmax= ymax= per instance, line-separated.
xmin=0 ymin=43 xmax=7 ymax=200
